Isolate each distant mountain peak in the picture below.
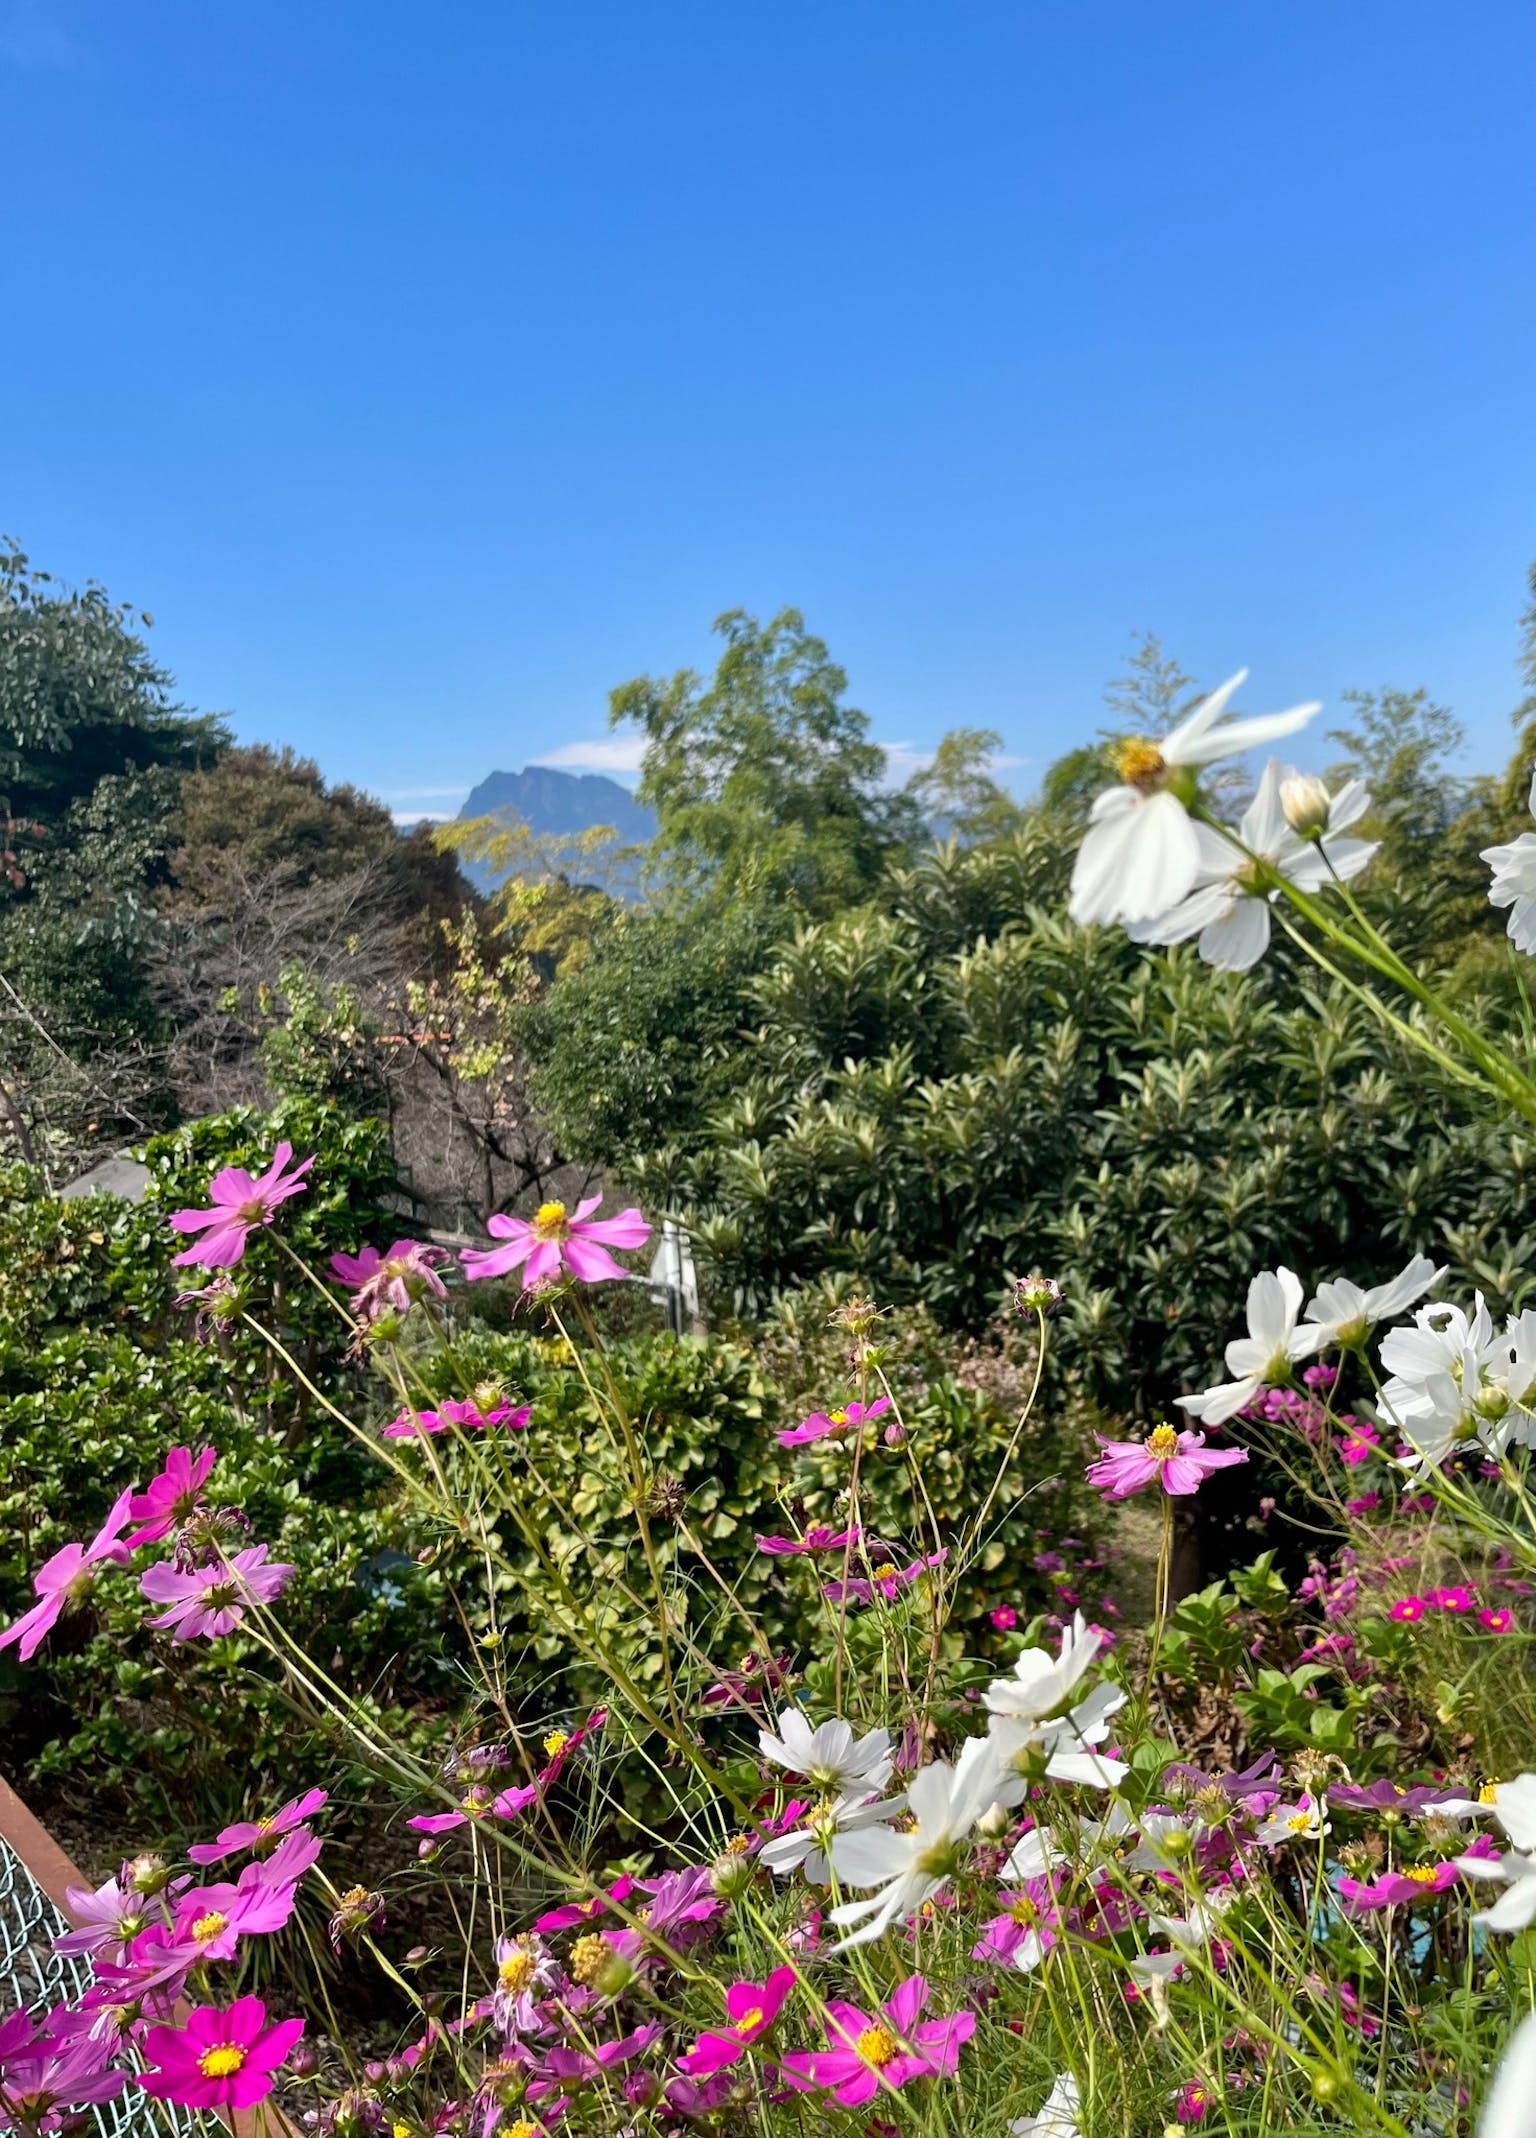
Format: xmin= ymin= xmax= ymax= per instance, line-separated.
xmin=457 ymin=764 xmax=656 ymax=897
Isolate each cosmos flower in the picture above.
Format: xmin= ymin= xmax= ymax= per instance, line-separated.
xmin=186 ymin=1788 xmax=328 ymax=1866
xmin=1302 ymin=1257 xmax=1443 ymax=1352
xmin=1177 ymin=1267 xmax=1323 ymax=1426
xmin=828 ymin=1737 xmax=1002 ymax=1949
xmin=777 ymin=1398 xmax=890 ymax=1448
xmin=0 ymin=1490 xmax=134 ymax=1662
xmin=758 ymin=1713 xmax=894 ymax=1794
xmin=1088 ymin=1425 xmax=1248 ymax=1499
xmin=821 ymin=1549 xmax=947 ymax=1605
xmin=0 ymin=2013 xmax=127 ymax=2130
xmin=759 ymin=1792 xmax=904 ymax=1886
xmin=1125 ymin=758 xmax=1376 ymax=971
xmin=1338 ymin=1835 xmax=1497 ymax=1914
xmin=140 ymin=1545 xmax=294 ymax=1641
xmin=123 ymin=1447 xmax=218 ymax=1551
xmin=1008 ymin=2072 xmax=1082 ymax=2138
xmin=382 ymin=1398 xmax=532 ymax=1438
xmin=168 ymin=1144 xmax=313 ymax=1269
xmin=754 ymin=1526 xmax=859 ymax=1555
xmin=460 ymin=1196 xmax=650 ymax=1289
xmin=677 ymin=1967 xmax=796 ymax=2076
xmin=330 ymin=1239 xmax=449 ymax=1320
xmin=777 ymin=1975 xmax=974 ymax=2106
xmin=52 ymin=1877 xmax=157 ymax=1967
xmin=137 ymin=1997 xmax=305 ymax=2111
xmin=1067 ymin=672 xmax=1320 ymax=929
xmin=1481 ymin=769 xmax=1536 ymax=953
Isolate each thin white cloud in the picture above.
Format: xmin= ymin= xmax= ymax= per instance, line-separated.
xmin=531 ymin=736 xmax=647 ymax=775
xmin=391 ymin=808 xmax=455 ymax=825
xmin=381 ymin=784 xmax=471 ymax=801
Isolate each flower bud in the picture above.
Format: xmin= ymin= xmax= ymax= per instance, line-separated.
xmin=1013 ymin=1274 xmax=1064 ymax=1318
xmin=975 ymin=1799 xmax=1012 ymax=1838
xmin=882 ymin=1421 xmax=907 ymax=1448
xmin=710 ymin=1849 xmax=757 ymax=1902
xmin=1279 ymin=772 xmax=1331 ymax=837
xmin=123 ymin=1852 xmax=172 ymax=1895
xmin=288 ymin=2042 xmax=319 ymax=2079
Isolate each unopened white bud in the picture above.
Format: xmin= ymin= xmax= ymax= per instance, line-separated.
xmin=1279 ymin=773 xmax=1331 ymax=838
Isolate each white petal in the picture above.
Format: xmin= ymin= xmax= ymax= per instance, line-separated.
xmin=1174 ymin=700 xmax=1321 ymax=767
xmin=1160 ymin=670 xmax=1246 ymax=763
xmin=1176 ymin=1375 xmax=1257 ymax=1424
xmin=1240 ymin=758 xmax=1288 ymax=854
xmin=1479 ymin=2011 xmax=1536 ymax=2138
xmin=1112 ymin=793 xmax=1203 ymax=923
xmin=1197 ymin=896 xmax=1271 ymax=972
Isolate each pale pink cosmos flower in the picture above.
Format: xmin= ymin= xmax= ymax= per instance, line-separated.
xmin=187 ymin=1788 xmax=328 ymax=1867
xmin=137 ymin=1997 xmax=305 ymax=2113
xmin=778 ymin=1398 xmax=889 ymax=1449
xmin=0 ymin=1490 xmax=135 ymax=1662
xmin=460 ymin=1195 xmax=650 ymax=1289
xmin=329 ymin=1240 xmax=449 ymax=1320
xmin=168 ymin=1143 xmax=314 ymax=1269
xmin=170 ymin=1859 xmax=304 ymax=1962
xmin=124 ymin=1447 xmax=217 ymax=1550
xmin=140 ymin=1545 xmax=294 ymax=1641
xmin=1087 ymin=1425 xmax=1248 ymax=1500
xmin=52 ymin=1877 xmax=159 ymax=1966
xmin=777 ymin=1975 xmax=974 ymax=2106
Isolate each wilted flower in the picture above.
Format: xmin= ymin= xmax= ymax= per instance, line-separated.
xmin=330 ymin=1240 xmax=449 ymax=1321
xmin=1013 ymin=1274 xmax=1064 ymax=1318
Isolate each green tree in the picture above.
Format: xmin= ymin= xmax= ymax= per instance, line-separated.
xmin=611 ymin=607 xmax=920 ymax=911
xmin=905 ymin=728 xmax=1023 ymax=844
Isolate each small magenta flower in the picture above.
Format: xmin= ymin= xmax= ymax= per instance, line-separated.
xmin=140 ymin=1545 xmax=294 ymax=1641
xmin=187 ymin=1788 xmax=328 ymax=1867
xmin=777 ymin=1975 xmax=974 ymax=2106
xmin=1339 ymin=1836 xmax=1498 ymax=1914
xmin=755 ymin=1527 xmax=858 ymax=1556
xmin=1087 ymin=1426 xmax=1248 ymax=1500
xmin=168 ymin=1144 xmax=314 ymax=1269
xmin=1429 ymin=1585 xmax=1476 ymax=1614
xmin=678 ymin=1967 xmax=797 ymax=2076
xmin=0 ymin=1490 xmax=135 ymax=1662
xmin=330 ymin=1240 xmax=449 ymax=1320
xmin=821 ymin=1549 xmax=947 ymax=1606
xmin=778 ymin=1398 xmax=890 ymax=1449
xmin=460 ymin=1195 xmax=650 ymax=1289
xmin=990 ymin=1605 xmax=1019 ymax=1633
xmin=1176 ymin=2079 xmax=1212 ymax=2123
xmin=1481 ymin=1607 xmax=1516 ymax=1633
xmin=1389 ymin=1596 xmax=1429 ymax=1624
xmin=382 ymin=1398 xmax=531 ymax=1439
xmin=137 ymin=1997 xmax=305 ymax=2111
xmin=124 ymin=1447 xmax=217 ymax=1550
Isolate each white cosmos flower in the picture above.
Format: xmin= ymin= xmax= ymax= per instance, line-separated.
xmin=984 ymin=1612 xmax=1109 ymax=1724
xmin=1177 ymin=1265 xmax=1323 ymax=1426
xmin=1001 ymin=1824 xmax=1062 ymax=1881
xmin=759 ymin=1789 xmax=904 ymax=1885
xmin=758 ymin=1711 xmax=894 ymax=1794
xmin=1253 ymin=1797 xmax=1330 ymax=1846
xmin=1481 ymin=2012 xmax=1536 ymax=2138
xmin=1458 ymin=1847 xmax=1536 ymax=1933
xmin=1125 ymin=759 xmax=1377 ymax=972
xmin=1481 ymin=769 xmax=1536 ymax=954
xmin=1068 ymin=672 xmax=1321 ymax=929
xmin=1008 ymin=2072 xmax=1081 ymax=2138
xmin=1302 ymin=1255 xmax=1444 ymax=1351
xmin=1128 ymin=1892 xmax=1235 ymax=1981
xmin=1486 ymin=1773 xmax=1536 ymax=1851
xmin=828 ymin=1734 xmax=1003 ymax=1949
xmin=1377 ymin=1300 xmax=1536 ymax=1467
xmin=987 ymin=1682 xmax=1129 ymax=1800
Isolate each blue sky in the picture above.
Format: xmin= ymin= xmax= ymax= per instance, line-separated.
xmin=5 ymin=0 xmax=1535 ymax=819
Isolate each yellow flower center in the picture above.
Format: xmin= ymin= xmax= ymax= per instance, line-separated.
xmin=1115 ymin=737 xmax=1167 ymax=790
xmin=736 ymin=2005 xmax=764 ymax=2033
xmin=1009 ymin=1896 xmax=1039 ymax=1925
xmin=856 ymin=2024 xmax=897 ymax=2067
xmin=505 ymin=2123 xmax=540 ymax=2138
xmin=1286 ymin=1812 xmax=1315 ymax=1833
xmin=570 ymin=1932 xmax=609 ymax=1984
xmin=1147 ymin=1424 xmax=1180 ymax=1459
xmin=499 ymin=1950 xmax=538 ymax=1995
xmin=542 ymin=1730 xmax=570 ymax=1759
xmin=190 ymin=1911 xmax=229 ymax=1944
xmin=393 ymin=2124 xmax=413 ymax=2138
xmin=1402 ymin=1865 xmax=1441 ymax=1885
xmin=197 ymin=2044 xmax=247 ymax=2079
xmin=532 ymin=1201 xmax=569 ymax=1238
xmin=1481 ymin=1781 xmax=1500 ymax=1803
xmin=828 ymin=1408 xmax=850 ymax=1426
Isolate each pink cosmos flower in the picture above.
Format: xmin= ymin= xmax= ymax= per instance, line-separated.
xmin=1338 ymin=1835 xmax=1497 ymax=1914
xmin=124 ymin=1447 xmax=217 ymax=1551
xmin=0 ymin=2013 xmax=127 ymax=2130
xmin=678 ymin=1967 xmax=797 ymax=2076
xmin=1338 ymin=1420 xmax=1381 ymax=1466
xmin=138 ymin=1997 xmax=305 ymax=2111
xmin=410 ymin=1712 xmax=606 ymax=1833
xmin=755 ymin=1526 xmax=859 ymax=1556
xmin=171 ymin=1860 xmax=302 ymax=1961
xmin=383 ymin=1398 xmax=532 ymax=1439
xmin=778 ymin=1398 xmax=889 ymax=1449
xmin=1346 ymin=1492 xmax=1382 ymax=1518
xmin=168 ymin=1143 xmax=314 ymax=1269
xmin=1088 ymin=1426 xmax=1248 ymax=1500
xmin=821 ymin=1548 xmax=947 ymax=1606
xmin=139 ymin=1544 xmax=294 ymax=1641
xmin=1481 ymin=1607 xmax=1516 ymax=1633
xmin=460 ymin=1195 xmax=650 ymax=1290
xmin=488 ymin=1933 xmax=560 ymax=2037
xmin=52 ymin=1876 xmax=159 ymax=1966
xmin=330 ymin=1240 xmax=449 ymax=1320
xmin=1176 ymin=2080 xmax=1212 ymax=2123
xmin=187 ymin=1787 xmax=328 ymax=1866
xmin=0 ymin=1490 xmax=135 ymax=1662
xmin=990 ymin=1605 xmax=1018 ymax=1632
xmin=532 ymin=1873 xmax=638 ymax=1933
xmin=1389 ymin=1596 xmax=1428 ymax=1624
xmin=971 ymin=1878 xmax=1060 ymax=1971
xmin=1428 ymin=1585 xmax=1476 ymax=1614
xmin=777 ymin=1975 xmax=974 ymax=2106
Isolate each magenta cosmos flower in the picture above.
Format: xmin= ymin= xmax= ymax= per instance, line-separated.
xmin=168 ymin=1142 xmax=314 ymax=1269
xmin=138 ymin=1997 xmax=304 ymax=2111
xmin=383 ymin=1397 xmax=532 ymax=1439
xmin=1339 ymin=1835 xmax=1498 ymax=1914
xmin=1087 ymin=1425 xmax=1248 ymax=1500
xmin=821 ymin=1548 xmax=947 ymax=1605
xmin=187 ymin=1787 xmax=328 ymax=1867
xmin=140 ymin=1545 xmax=294 ymax=1641
xmin=755 ymin=1526 xmax=859 ymax=1556
xmin=0 ymin=2014 xmax=126 ymax=2130
xmin=678 ymin=1966 xmax=797 ymax=2076
xmin=460 ymin=1195 xmax=650 ymax=1290
xmin=330 ymin=1239 xmax=449 ymax=1320
xmin=778 ymin=1397 xmax=890 ymax=1449
xmin=778 ymin=1975 xmax=974 ymax=2106
xmin=170 ymin=1850 xmax=310 ymax=1961
xmin=0 ymin=1490 xmax=134 ymax=1662
xmin=124 ymin=1446 xmax=217 ymax=1551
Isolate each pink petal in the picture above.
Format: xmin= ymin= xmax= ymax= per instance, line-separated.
xmin=574 ymin=1207 xmax=651 ymax=1250
xmin=559 ymin=1236 xmax=631 ymax=1284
